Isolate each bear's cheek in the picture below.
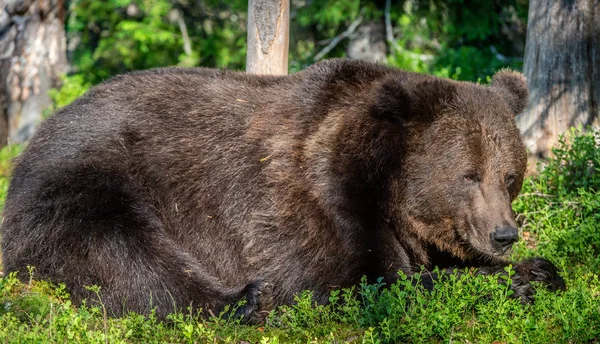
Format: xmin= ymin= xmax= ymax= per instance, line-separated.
xmin=430 ymin=181 xmax=492 ymax=252
xmin=461 ymin=184 xmax=519 ymax=258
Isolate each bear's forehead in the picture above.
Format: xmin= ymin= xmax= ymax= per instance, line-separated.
xmin=429 ymin=112 xmax=523 ymax=160
xmin=434 ymin=111 xmax=517 ymax=141
xmin=416 ymin=84 xmax=526 ymax=165
xmin=452 ymin=83 xmax=512 ymax=112
xmin=439 ymin=88 xmax=519 ymax=138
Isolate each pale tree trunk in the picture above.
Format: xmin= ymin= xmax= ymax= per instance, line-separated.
xmin=246 ymin=0 xmax=289 ymax=75
xmin=346 ymin=20 xmax=387 ymax=64
xmin=517 ymin=0 xmax=599 ymax=163
xmin=0 ymin=0 xmax=67 ymax=146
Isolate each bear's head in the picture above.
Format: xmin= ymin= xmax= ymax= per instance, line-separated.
xmin=374 ymin=69 xmax=529 ymax=263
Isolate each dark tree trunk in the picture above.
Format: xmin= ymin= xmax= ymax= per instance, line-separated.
xmin=0 ymin=0 xmax=67 ymax=146
xmin=246 ymin=0 xmax=289 ymax=75
xmin=517 ymin=0 xmax=599 ymax=163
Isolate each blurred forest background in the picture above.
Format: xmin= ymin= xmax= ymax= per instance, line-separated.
xmin=0 ymin=0 xmax=531 ymax=137
xmin=0 ymin=0 xmax=598 ymax=162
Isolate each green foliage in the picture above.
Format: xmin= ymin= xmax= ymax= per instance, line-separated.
xmin=353 ymin=270 xmax=600 ymax=343
xmin=45 ymin=75 xmax=92 ymax=117
xmin=67 ymin=0 xmax=248 ymax=84
xmin=540 ymin=127 xmax=600 ymax=194
xmin=48 ymin=0 xmax=249 ymax=112
xmin=513 ymin=127 xmax=600 ymax=274
xmin=290 ymin=0 xmax=528 ymax=80
xmin=1 ymin=269 xmax=598 ymax=342
xmin=46 ymin=0 xmax=529 ymax=114
xmin=434 ymin=45 xmax=519 ymax=81
xmin=1 ymin=128 xmax=600 ymax=342
xmin=69 ymin=0 xmax=187 ymax=84
xmin=62 ymin=0 xmax=527 ymax=84
xmin=0 ymin=144 xmax=23 ymax=210
xmin=386 ymin=0 xmax=527 ymax=81
xmin=290 ymin=0 xmax=367 ymax=69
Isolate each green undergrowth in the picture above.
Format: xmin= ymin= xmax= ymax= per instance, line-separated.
xmin=1 ymin=127 xmax=599 ymax=343
xmin=0 ymin=144 xmax=23 ymax=211
xmin=512 ymin=127 xmax=600 ymax=274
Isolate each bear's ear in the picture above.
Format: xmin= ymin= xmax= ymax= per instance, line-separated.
xmin=490 ymin=69 xmax=529 ymax=116
xmin=372 ymin=76 xmax=457 ymax=123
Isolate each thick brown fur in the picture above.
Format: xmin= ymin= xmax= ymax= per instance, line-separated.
xmin=1 ymin=59 xmax=563 ymax=321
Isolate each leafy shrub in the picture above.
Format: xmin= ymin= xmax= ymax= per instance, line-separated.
xmin=513 ymin=127 xmax=600 ymax=273
xmin=540 ymin=127 xmax=600 ymax=194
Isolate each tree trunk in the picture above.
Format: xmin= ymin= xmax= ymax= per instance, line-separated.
xmin=517 ymin=0 xmax=599 ymax=162
xmin=0 ymin=0 xmax=67 ymax=146
xmin=246 ymin=0 xmax=289 ymax=75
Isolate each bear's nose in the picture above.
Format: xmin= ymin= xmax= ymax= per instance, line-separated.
xmin=490 ymin=227 xmax=519 ymax=253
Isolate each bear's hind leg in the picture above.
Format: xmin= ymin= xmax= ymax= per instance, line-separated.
xmin=1 ymin=166 xmax=271 ymax=321
xmin=72 ymin=228 xmax=272 ymax=321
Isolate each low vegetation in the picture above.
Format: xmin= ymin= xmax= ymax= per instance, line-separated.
xmin=0 ymin=128 xmax=599 ymax=343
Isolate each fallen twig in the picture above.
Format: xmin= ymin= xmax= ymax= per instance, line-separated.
xmin=518 ymin=192 xmax=556 ymax=198
xmin=313 ymin=14 xmax=363 ymax=61
xmin=385 ymin=0 xmax=399 ymax=54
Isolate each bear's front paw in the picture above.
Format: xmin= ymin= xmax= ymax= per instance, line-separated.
xmin=234 ymin=279 xmax=274 ymax=324
xmin=511 ymin=257 xmax=565 ymax=303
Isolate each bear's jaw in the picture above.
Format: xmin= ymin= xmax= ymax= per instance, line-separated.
xmin=431 ymin=220 xmax=515 ymax=265
xmin=425 ymin=243 xmax=508 ymax=270
xmin=399 ymin=212 xmax=485 ymax=264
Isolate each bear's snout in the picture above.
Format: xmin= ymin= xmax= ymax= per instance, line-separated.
xmin=490 ymin=227 xmax=519 ymax=253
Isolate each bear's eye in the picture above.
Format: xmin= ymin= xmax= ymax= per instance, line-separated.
xmin=464 ymin=173 xmax=480 ymax=184
xmin=505 ymin=173 xmax=517 ymax=187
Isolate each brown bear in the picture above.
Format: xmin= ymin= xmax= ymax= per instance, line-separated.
xmin=1 ymin=59 xmax=563 ymax=322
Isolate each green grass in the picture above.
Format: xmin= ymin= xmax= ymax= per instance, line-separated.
xmin=1 ymin=128 xmax=599 ymax=343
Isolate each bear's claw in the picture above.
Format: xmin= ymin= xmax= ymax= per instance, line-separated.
xmin=234 ymin=279 xmax=274 ymax=324
xmin=511 ymin=257 xmax=565 ymax=303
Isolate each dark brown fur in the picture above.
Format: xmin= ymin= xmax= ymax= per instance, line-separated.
xmin=1 ymin=60 xmax=563 ymax=321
